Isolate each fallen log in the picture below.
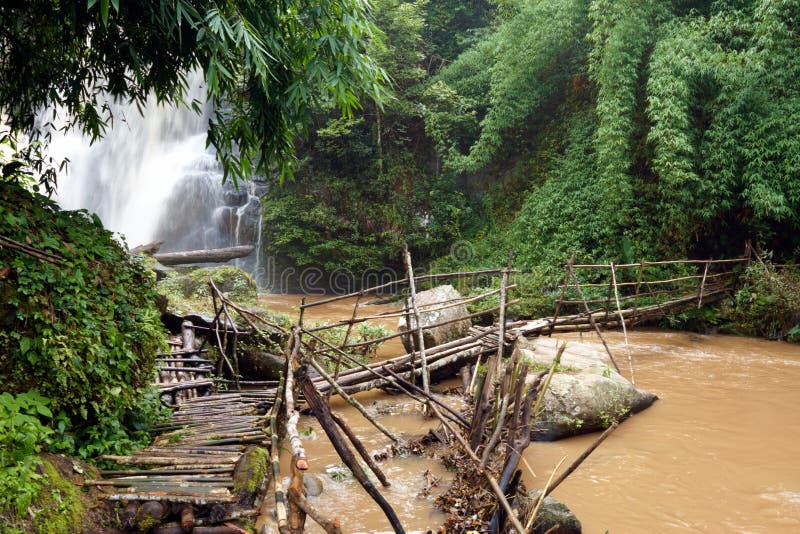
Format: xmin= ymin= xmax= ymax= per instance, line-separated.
xmin=154 ymin=246 xmax=255 ymax=266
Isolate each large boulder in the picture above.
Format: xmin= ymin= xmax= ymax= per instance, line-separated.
xmin=397 ymin=285 xmax=472 ymax=352
xmin=517 ymin=337 xmax=657 ymax=441
xmin=523 ymin=490 xmax=582 ymax=534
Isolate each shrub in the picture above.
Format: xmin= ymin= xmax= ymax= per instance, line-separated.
xmin=730 ymin=264 xmax=800 ymax=340
xmin=158 ymin=265 xmax=258 ymax=303
xmin=0 ymin=391 xmax=52 ymax=514
xmin=0 ymin=182 xmax=167 ymax=456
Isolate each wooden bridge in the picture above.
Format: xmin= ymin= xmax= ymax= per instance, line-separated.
xmin=512 ymin=255 xmax=750 ymax=337
xmin=95 ymin=250 xmax=761 ymax=533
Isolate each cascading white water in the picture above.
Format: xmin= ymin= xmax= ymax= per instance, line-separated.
xmin=49 ymin=72 xmax=266 ymax=285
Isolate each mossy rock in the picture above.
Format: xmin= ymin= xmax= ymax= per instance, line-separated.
xmin=158 ymin=265 xmax=257 ymax=302
xmin=0 ymin=454 xmax=107 ymax=534
xmin=233 ymin=445 xmax=270 ymax=507
xmin=524 ymin=490 xmax=582 ymax=534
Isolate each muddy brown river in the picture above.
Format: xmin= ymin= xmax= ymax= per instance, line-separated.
xmin=262 ymin=295 xmax=800 ymax=533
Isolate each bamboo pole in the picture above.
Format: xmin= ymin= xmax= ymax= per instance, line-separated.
xmin=547 ymin=255 xmax=573 ymax=338
xmin=495 ymin=255 xmax=512 ymax=376
xmin=571 ymin=257 xmax=748 ymax=268
xmin=573 ymin=270 xmax=732 ymax=288
xmin=426 ymin=402 xmax=527 ymax=534
xmin=322 ymin=300 xmax=518 ymax=354
xmin=300 ymin=374 xmax=405 ymax=533
xmin=611 ymin=262 xmax=635 ymax=385
xmin=698 ymin=259 xmax=710 ymax=308
xmin=307 ymin=356 xmax=402 ymax=443
xmin=284 ymin=329 xmax=308 ymax=470
xmin=330 ymin=411 xmax=391 ymax=487
xmin=567 ymin=265 xmax=621 ymax=373
xmin=328 ymin=293 xmax=362 ymax=402
xmin=269 ymin=373 xmax=288 ymax=532
xmin=544 ymin=422 xmax=619 ymax=497
xmin=288 ymin=489 xmax=342 ymax=534
xmin=403 ymin=245 xmax=430 ymax=401
xmin=380 ymin=365 xmax=471 ymax=428
xmin=300 ymin=269 xmax=514 ymax=309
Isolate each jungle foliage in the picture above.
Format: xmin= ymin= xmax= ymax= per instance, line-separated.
xmin=0 ymin=180 xmax=167 ymax=465
xmin=265 ymin=0 xmax=800 ymax=294
xmin=261 ymin=0 xmax=492 ymax=280
xmin=431 ymin=0 xmax=800 ymax=272
xmin=0 ymin=0 xmax=387 ymax=189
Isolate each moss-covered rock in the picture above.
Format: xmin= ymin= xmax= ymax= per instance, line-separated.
xmin=158 ymin=265 xmax=258 ymax=303
xmin=524 ymin=490 xmax=582 ymax=534
xmin=233 ymin=446 xmax=271 ymax=507
xmin=517 ymin=337 xmax=657 ymax=441
xmin=0 ymin=454 xmax=117 ymax=534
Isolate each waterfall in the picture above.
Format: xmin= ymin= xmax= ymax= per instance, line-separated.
xmin=49 ymin=72 xmax=267 ymax=285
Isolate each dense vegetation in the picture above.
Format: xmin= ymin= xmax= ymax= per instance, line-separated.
xmin=0 ymin=179 xmax=166 ymax=514
xmin=263 ymin=0 xmax=800 ymax=288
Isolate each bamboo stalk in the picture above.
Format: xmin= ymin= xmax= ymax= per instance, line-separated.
xmin=698 ymin=259 xmax=710 ymax=308
xmin=288 ymin=489 xmax=342 ymax=534
xmin=380 ymin=365 xmax=470 ymax=428
xmin=611 ymin=262 xmax=635 ymax=385
xmin=301 ymin=374 xmax=405 ymax=533
xmin=327 ymin=300 xmax=518 ymax=353
xmin=525 ymin=456 xmax=567 ymax=531
xmin=545 ymin=422 xmax=619 ymax=496
xmin=305 ymin=285 xmax=517 ymax=333
xmin=567 ymin=265 xmax=621 ymax=373
xmin=427 ymin=402 xmax=527 ymax=534
xmin=269 ymin=372 xmax=288 ymax=533
xmin=331 ymin=411 xmax=391 ymax=487
xmin=308 ymin=356 xmax=401 ymax=443
xmin=284 ymin=328 xmax=308 ymax=470
xmin=571 ymin=257 xmax=748 ymax=268
xmin=328 ymin=293 xmax=362 ymax=402
xmin=404 ymin=245 xmax=430 ymax=401
xmin=300 ymin=269 xmax=514 ymax=309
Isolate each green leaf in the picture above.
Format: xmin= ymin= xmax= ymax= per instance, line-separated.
xmin=100 ymin=0 xmax=109 ymax=26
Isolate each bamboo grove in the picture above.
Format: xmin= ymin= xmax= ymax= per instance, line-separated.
xmin=263 ymin=0 xmax=800 ymax=281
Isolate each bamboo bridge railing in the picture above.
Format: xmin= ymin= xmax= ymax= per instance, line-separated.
xmin=97 ymin=247 xmax=767 ymax=533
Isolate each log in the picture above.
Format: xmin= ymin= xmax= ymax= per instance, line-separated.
xmin=121 ymin=501 xmax=139 ymax=531
xmin=179 ymin=504 xmax=195 ymax=533
xmin=136 ymin=501 xmax=168 ymax=531
xmin=154 ymin=246 xmax=255 ymax=266
xmin=403 ymin=246 xmax=430 ymax=401
xmin=288 ymin=489 xmax=343 ymax=534
xmin=331 ymin=411 xmax=390 ymax=487
xmin=301 ymin=374 xmax=405 ymax=533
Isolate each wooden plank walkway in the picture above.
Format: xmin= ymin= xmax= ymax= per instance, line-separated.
xmin=96 ymin=392 xmax=273 ymax=505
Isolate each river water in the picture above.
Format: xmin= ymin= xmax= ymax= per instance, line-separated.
xmin=264 ymin=295 xmax=800 ymax=533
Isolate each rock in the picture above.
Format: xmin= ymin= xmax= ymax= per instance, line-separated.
xmin=397 ymin=284 xmax=472 ymax=352
xmin=157 ymin=265 xmax=257 ymax=301
xmin=531 ymin=367 xmax=657 ymax=440
xmin=516 ymin=336 xmax=609 ymax=372
xmin=238 ymin=349 xmax=285 ymax=381
xmin=524 ymin=490 xmax=582 ymax=534
xmin=233 ymin=446 xmax=270 ymax=507
xmin=303 ymin=474 xmax=324 ymax=496
xmin=517 ymin=337 xmax=657 ymax=440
